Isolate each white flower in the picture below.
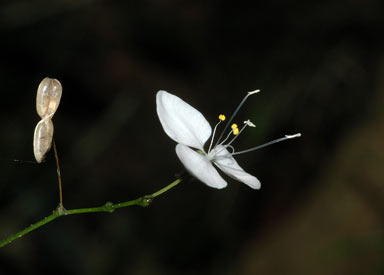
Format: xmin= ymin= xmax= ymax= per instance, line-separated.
xmin=156 ymin=90 xmax=255 ymax=189
xmin=156 ymin=90 xmax=301 ymax=190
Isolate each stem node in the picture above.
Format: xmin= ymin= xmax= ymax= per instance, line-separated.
xmin=55 ymin=203 xmax=68 ymax=216
xmin=138 ymin=196 xmax=153 ymax=207
xmin=104 ymin=201 xmax=115 ymax=213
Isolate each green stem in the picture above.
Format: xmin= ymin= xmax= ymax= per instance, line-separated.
xmin=150 ymin=177 xmax=182 ymax=198
xmin=0 ymin=178 xmax=182 ymax=248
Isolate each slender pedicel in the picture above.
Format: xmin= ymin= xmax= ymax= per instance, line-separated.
xmin=217 ymin=123 xmax=238 ymax=147
xmin=53 ymin=140 xmax=63 ymax=206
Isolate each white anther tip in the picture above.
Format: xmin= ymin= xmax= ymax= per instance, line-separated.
xmin=244 ymin=119 xmax=256 ymax=127
xmin=285 ymin=133 xmax=301 ymax=139
xmin=248 ymin=89 xmax=260 ymax=95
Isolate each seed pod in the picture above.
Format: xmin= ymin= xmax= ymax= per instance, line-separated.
xmin=33 ymin=119 xmax=54 ymax=163
xmin=36 ymin=77 xmax=62 ymax=119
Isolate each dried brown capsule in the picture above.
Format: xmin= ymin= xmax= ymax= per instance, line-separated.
xmin=33 ymin=77 xmax=62 ymax=162
xmin=36 ymin=77 xmax=62 ymax=119
xmin=33 ymin=119 xmax=54 ymax=163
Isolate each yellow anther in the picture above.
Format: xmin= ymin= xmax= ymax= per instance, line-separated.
xmin=231 ymin=123 xmax=239 ymax=135
xmin=218 ymin=114 xmax=226 ymax=121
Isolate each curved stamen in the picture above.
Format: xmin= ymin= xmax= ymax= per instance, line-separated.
xmin=218 ymin=130 xmax=235 ymax=147
xmin=214 ymin=90 xmax=260 ymax=147
xmin=226 ymin=120 xmax=253 ymax=147
xmin=231 ymin=133 xmax=301 ymax=156
xmin=214 ymin=120 xmax=255 ymax=156
xmin=208 ymin=120 xmax=222 ymax=153
xmin=226 ymin=145 xmax=235 ymax=154
xmin=208 ymin=115 xmax=226 ymax=153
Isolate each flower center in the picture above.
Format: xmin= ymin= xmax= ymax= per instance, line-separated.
xmin=208 ymin=120 xmax=254 ymax=161
xmin=206 ymin=90 xmax=260 ymax=160
xmin=207 ymin=117 xmax=241 ymax=156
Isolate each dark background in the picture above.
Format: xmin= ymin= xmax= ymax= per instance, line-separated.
xmin=0 ymin=1 xmax=383 ymax=274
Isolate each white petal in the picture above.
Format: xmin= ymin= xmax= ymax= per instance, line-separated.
xmin=176 ymin=144 xmax=227 ymax=189
xmin=156 ymin=90 xmax=212 ymax=150
xmin=212 ymin=145 xmax=261 ymax=189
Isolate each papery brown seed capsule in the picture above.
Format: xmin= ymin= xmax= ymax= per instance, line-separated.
xmin=33 ymin=119 xmax=54 ymax=163
xmin=36 ymin=77 xmax=62 ymax=119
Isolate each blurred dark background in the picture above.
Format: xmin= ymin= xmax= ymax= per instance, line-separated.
xmin=0 ymin=0 xmax=383 ymax=274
